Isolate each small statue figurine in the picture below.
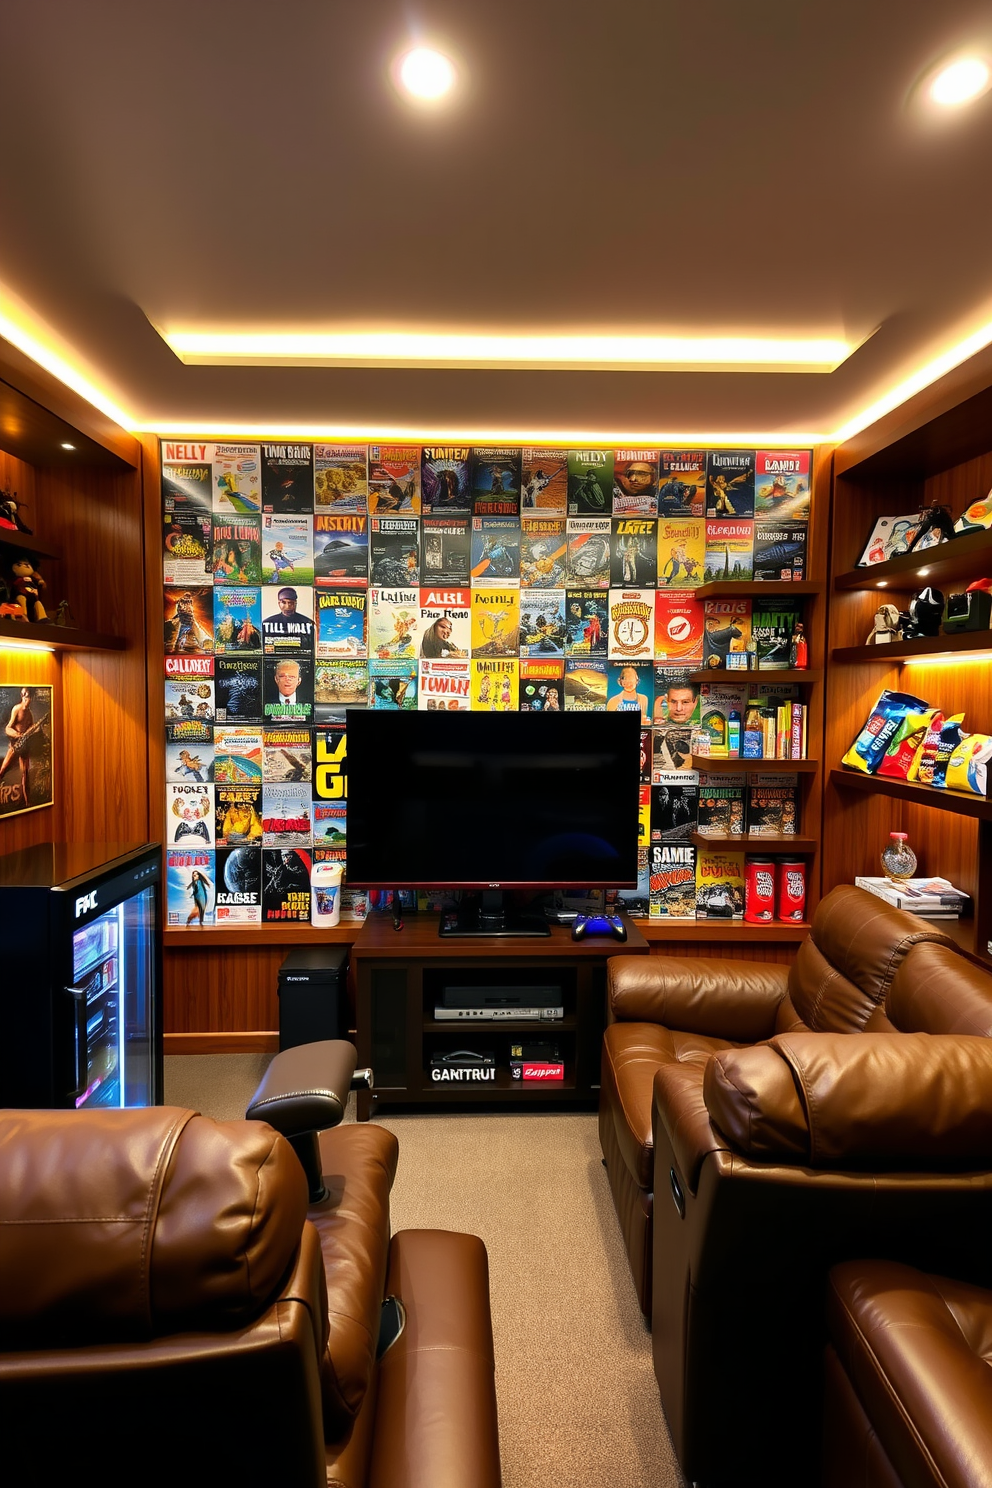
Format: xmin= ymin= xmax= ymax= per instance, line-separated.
xmin=866 ymin=602 xmax=902 ymax=644
xmin=906 ymin=503 xmax=956 ymax=553
xmin=0 ymin=489 xmax=32 ymax=532
xmin=10 ymin=557 xmax=47 ymax=621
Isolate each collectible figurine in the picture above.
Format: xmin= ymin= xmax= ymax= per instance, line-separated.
xmin=0 ymin=490 xmax=31 ymax=532
xmin=900 ymin=585 xmax=945 ymax=638
xmin=906 ymin=503 xmax=956 ymax=552
xmin=10 ymin=557 xmax=47 ymax=621
xmin=865 ymin=603 xmax=902 ymax=644
xmin=51 ymin=598 xmax=76 ymax=627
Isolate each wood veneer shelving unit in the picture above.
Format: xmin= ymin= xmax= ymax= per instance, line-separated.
xmin=0 ymin=619 xmax=127 ymax=651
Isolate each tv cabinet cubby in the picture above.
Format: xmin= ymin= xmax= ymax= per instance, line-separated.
xmin=352 ymin=913 xmax=649 ymax=1118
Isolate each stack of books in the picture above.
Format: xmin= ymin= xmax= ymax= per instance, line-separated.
xmin=854 ymin=876 xmax=969 ymax=919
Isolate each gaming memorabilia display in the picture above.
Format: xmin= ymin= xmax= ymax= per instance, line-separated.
xmin=160 ymin=440 xmax=814 ymax=926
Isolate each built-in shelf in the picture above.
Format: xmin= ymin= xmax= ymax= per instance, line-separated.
xmin=418 ymin=1073 xmax=577 ymax=1098
xmin=829 ymin=768 xmax=992 ymax=821
xmin=165 ymin=924 xmax=357 ymax=947
xmin=635 ymin=918 xmax=810 ymax=942
xmin=694 ymin=579 xmax=821 ymax=600
xmin=692 ymin=754 xmax=817 ymax=773
xmin=690 ymin=668 xmax=821 ymax=684
xmin=834 ymin=527 xmax=992 ymax=593
xmin=831 ymin=632 xmax=992 ymax=664
xmin=0 ymin=619 xmax=126 ymax=651
xmin=689 ymin=832 xmax=817 ymax=852
xmin=0 ymin=529 xmax=61 ymax=560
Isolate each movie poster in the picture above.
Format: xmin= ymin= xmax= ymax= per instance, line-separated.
xmin=164 ymin=585 xmax=214 ymax=656
xmin=261 ymin=847 xmax=312 ymax=921
xmin=368 ymin=445 xmax=421 ymax=514
xmin=471 ymin=447 xmax=521 ymax=516
xmin=0 ymin=683 xmax=53 ymax=819
xmin=421 ymin=446 xmax=472 ymax=513
xmin=262 ymin=443 xmax=314 ymax=514
xmin=166 ymin=847 xmax=215 ymax=928
xmin=313 ymin=512 xmax=369 ymax=587
xmin=313 ymin=445 xmax=367 ymax=511
xmin=213 ymin=587 xmax=262 ymax=655
xmin=214 ymin=844 xmax=262 ymax=924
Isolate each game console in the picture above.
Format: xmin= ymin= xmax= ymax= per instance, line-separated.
xmin=571 ymin=912 xmax=627 ymax=942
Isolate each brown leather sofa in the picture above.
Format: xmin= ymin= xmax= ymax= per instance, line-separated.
xmin=599 ymin=885 xmax=977 ymax=1314
xmin=824 ymin=1258 xmax=992 ymax=1488
xmin=0 ymin=1102 xmax=501 ymax=1487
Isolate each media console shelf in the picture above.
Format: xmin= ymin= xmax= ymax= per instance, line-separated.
xmin=352 ymin=913 xmax=649 ymax=1119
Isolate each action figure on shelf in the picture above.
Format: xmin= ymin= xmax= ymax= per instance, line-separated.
xmin=906 ymin=502 xmax=956 ymax=552
xmin=51 ymin=598 xmax=76 ymax=627
xmin=0 ymin=490 xmax=31 ymax=532
xmin=865 ymin=603 xmax=902 ymax=644
xmin=899 ymin=585 xmax=945 ymax=638
xmin=9 ymin=557 xmax=47 ymax=621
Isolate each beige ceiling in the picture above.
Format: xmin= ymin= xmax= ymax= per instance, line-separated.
xmin=2 ymin=0 xmax=992 ymax=438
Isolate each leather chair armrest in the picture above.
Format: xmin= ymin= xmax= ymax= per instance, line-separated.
xmin=653 ymin=1063 xmax=731 ymax=1195
xmin=246 ymin=1040 xmax=358 ymax=1138
xmin=609 ymin=955 xmax=788 ymax=1041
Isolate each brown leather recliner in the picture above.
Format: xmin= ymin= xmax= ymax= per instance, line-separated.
xmin=0 ymin=1103 xmax=501 ymax=1488
xmin=599 ymin=885 xmax=974 ymax=1314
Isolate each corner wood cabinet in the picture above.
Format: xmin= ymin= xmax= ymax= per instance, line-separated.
xmin=352 ymin=914 xmax=649 ymax=1119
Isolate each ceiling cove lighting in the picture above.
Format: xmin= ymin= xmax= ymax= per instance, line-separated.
xmin=930 ymin=57 xmax=991 ymax=107
xmin=397 ymin=47 xmax=456 ymax=101
xmin=903 ymin=651 xmax=992 ymax=666
xmin=0 ymin=640 xmax=55 ymax=653
xmin=0 ymin=286 xmax=134 ymax=431
xmin=146 ymin=422 xmax=829 ymax=445
xmin=161 ymin=330 xmax=852 ymax=374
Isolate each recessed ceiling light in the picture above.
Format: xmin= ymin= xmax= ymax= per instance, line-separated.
xmin=398 ymin=47 xmax=455 ymax=101
xmin=60 ymin=441 xmax=75 ymax=450
xmin=930 ymin=57 xmax=990 ymax=107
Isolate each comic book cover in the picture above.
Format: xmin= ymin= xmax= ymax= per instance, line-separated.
xmin=519 ymin=588 xmax=566 ymax=658
xmin=163 ymin=652 xmax=213 ymax=682
xmin=421 ymin=515 xmax=471 ymax=583
xmin=696 ymin=774 xmax=745 ymax=836
xmin=751 ymin=597 xmax=802 ymax=669
xmin=421 ymin=446 xmax=472 ymax=513
xmin=263 ymin=657 xmax=313 ymax=725
xmin=261 ymin=585 xmax=315 ymax=654
xmin=164 ymin=717 xmax=211 ymax=749
xmin=261 ymin=847 xmax=311 ymax=921
xmin=702 ymin=598 xmax=752 ymax=668
xmin=519 ymin=659 xmax=564 ymax=712
xmin=650 ymin=844 xmax=697 ymax=919
xmin=564 ymin=590 xmax=608 ymax=656
xmin=164 ymin=585 xmax=214 ymax=656
xmin=607 ymin=590 xmax=656 ymax=661
xmin=521 ymin=447 xmax=568 ymax=515
xmin=654 ymin=591 xmax=704 ymax=663
xmin=704 ymin=520 xmax=754 ymax=581
xmin=165 ymin=676 xmax=215 ymax=729
xmin=211 ymin=444 xmax=262 ymax=515
xmin=314 ymin=661 xmax=368 ymax=720
xmin=312 ymin=724 xmax=347 ymax=803
xmin=471 ymin=515 xmax=520 ymax=584
xmin=695 ymin=848 xmax=745 ymax=920
xmin=166 ymin=782 xmax=215 ymax=847
xmin=163 ymin=511 xmax=211 ymax=584
xmin=658 ymin=452 xmax=706 ymax=518
xmin=162 ymin=442 xmax=213 ymax=514
xmin=369 ymin=588 xmax=420 ymax=659
xmin=755 ymin=450 xmax=812 ymax=523
xmin=563 ymin=659 xmax=607 ymax=711
xmin=638 ymin=783 xmax=651 ymax=852
xmin=263 ymin=727 xmax=311 ymax=783
xmin=313 ymin=445 xmax=367 ymax=512
xmin=651 ymin=725 xmax=693 ymax=775
xmin=262 ymin=782 xmax=312 ymax=847
xmin=213 ymin=726 xmax=263 ymax=784
xmin=316 ymin=588 xmax=367 ymax=659
xmin=605 ymin=661 xmax=653 ymax=722
xmin=418 ymin=587 xmax=471 ymax=659
xmin=747 ymin=773 xmax=799 ymax=835
xmin=166 ymin=734 xmax=214 ymax=783
xmin=211 ymin=517 xmax=262 ymax=585
xmin=656 ymin=517 xmax=704 ymax=588
xmin=706 ymin=451 xmax=755 ymax=519
xmin=698 ymin=682 xmax=747 ymax=754
xmin=650 ymin=775 xmax=699 ymax=842
xmin=313 ymin=801 xmax=347 ymax=861
xmin=166 ymin=847 xmax=215 ymax=928
xmin=313 ymin=512 xmax=368 ymax=587
xmin=565 ymin=516 xmax=611 ymax=587
xmin=261 ymin=513 xmax=313 ymax=586
xmin=471 ymin=588 xmax=519 ymax=656
xmin=261 ymin=443 xmax=314 ymax=514
xmin=215 ymin=784 xmax=263 ymax=846
xmin=471 ymin=447 xmax=521 ymax=516
xmin=214 ymin=658 xmax=263 ymax=723
xmin=520 ymin=519 xmax=567 ymax=588
xmin=370 ymin=516 xmax=420 ymax=586
xmin=652 ymin=667 xmax=700 ymax=728
xmin=418 ymin=659 xmax=472 ymax=710
xmin=369 ymin=659 xmax=418 ymax=710
xmin=753 ymin=524 xmax=808 ymax=583
xmin=212 ymin=844 xmax=261 ymax=924
xmin=471 ymin=658 xmax=518 ymax=711
xmin=610 ymin=517 xmax=658 ymax=587
xmin=368 ymin=445 xmax=421 ymax=514
xmin=612 ymin=450 xmax=659 ymax=516
xmin=567 ymin=449 xmax=613 ymax=514
xmin=213 ymin=586 xmax=262 ymax=655
xmin=616 ymin=846 xmax=650 ymax=917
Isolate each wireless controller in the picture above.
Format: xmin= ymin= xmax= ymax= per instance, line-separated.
xmin=571 ymin=912 xmax=627 ymax=943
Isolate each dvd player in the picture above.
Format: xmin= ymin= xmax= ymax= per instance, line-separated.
xmin=441 ymin=985 xmax=561 ymax=1009
xmin=433 ymin=1006 xmax=564 ymax=1021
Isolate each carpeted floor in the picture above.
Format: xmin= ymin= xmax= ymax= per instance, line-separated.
xmin=165 ymin=1055 xmax=686 ymax=1488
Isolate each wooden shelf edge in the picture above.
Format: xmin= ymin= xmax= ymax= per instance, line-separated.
xmin=164 ymin=1031 xmax=279 ymax=1055
xmin=694 ymin=580 xmax=822 ymax=599
xmin=689 ymin=832 xmax=817 ymax=851
xmin=165 ymin=924 xmax=359 ymax=947
xmin=828 ymin=768 xmax=992 ymax=820
xmin=692 ymin=754 xmax=817 ymax=772
xmin=831 ymin=633 xmax=992 ymax=664
xmin=0 ymin=529 xmax=61 ymax=560
xmin=634 ymin=919 xmax=810 ymax=942
xmin=833 ymin=528 xmax=992 ymax=593
xmin=0 ymin=619 xmax=126 ymax=651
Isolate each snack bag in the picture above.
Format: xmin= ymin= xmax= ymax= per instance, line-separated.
xmin=877 ymin=709 xmax=938 ymax=779
xmin=841 ymin=690 xmax=929 ymax=775
xmin=932 ymin=714 xmax=966 ymax=788
xmin=944 ymin=733 xmax=992 ymax=795
xmin=915 ymin=712 xmax=947 ymax=786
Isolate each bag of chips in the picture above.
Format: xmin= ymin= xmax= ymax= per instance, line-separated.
xmin=915 ymin=713 xmax=947 ymax=786
xmin=931 ymin=715 xmax=966 ymax=788
xmin=842 ymin=690 xmax=930 ymax=775
xmin=943 ymin=732 xmax=992 ymax=795
xmin=877 ymin=709 xmax=938 ymax=779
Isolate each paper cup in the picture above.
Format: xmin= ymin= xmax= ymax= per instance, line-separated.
xmin=311 ymin=861 xmax=343 ymax=927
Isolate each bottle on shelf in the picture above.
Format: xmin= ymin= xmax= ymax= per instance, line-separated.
xmin=743 ymin=705 xmax=763 ymax=759
xmin=881 ymin=831 xmax=917 ymax=883
xmin=789 ymin=622 xmax=808 ymax=669
xmin=727 ymin=709 xmax=741 ymax=758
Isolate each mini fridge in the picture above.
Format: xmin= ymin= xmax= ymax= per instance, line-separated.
xmin=0 ymin=842 xmax=163 ymax=1108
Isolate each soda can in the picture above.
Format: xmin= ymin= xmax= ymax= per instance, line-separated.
xmin=777 ymin=860 xmax=807 ymax=921
xmin=744 ymin=858 xmax=776 ymax=923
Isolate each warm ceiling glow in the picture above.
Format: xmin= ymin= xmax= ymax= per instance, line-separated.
xmin=161 ymin=329 xmax=853 ymax=373
xmin=60 ymin=441 xmax=75 ymax=450
xmin=144 ymin=420 xmax=829 ymax=445
xmin=903 ymin=650 xmax=992 ymax=666
xmin=0 ymin=285 xmax=134 ymax=430
xmin=398 ymin=48 xmax=455 ymax=100
xmin=930 ymin=57 xmax=990 ymax=106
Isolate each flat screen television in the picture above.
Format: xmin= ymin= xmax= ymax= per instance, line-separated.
xmin=345 ymin=710 xmax=641 ymax=936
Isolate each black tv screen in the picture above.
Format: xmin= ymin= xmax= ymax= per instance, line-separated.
xmin=345 ymin=710 xmax=641 ymax=889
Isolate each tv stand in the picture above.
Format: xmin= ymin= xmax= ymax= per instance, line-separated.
xmin=438 ymin=890 xmax=550 ymax=939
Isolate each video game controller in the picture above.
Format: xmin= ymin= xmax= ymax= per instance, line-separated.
xmin=571 ymin=913 xmax=627 ymax=943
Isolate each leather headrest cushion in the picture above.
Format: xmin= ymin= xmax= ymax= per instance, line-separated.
xmin=703 ymin=1044 xmax=810 ymax=1161
xmin=808 ymin=886 xmax=953 ymax=1000
xmin=887 ymin=940 xmax=992 ymax=1035
xmin=0 ymin=1108 xmax=308 ymax=1345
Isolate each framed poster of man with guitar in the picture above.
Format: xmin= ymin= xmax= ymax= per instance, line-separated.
xmin=0 ymin=684 xmax=53 ymax=818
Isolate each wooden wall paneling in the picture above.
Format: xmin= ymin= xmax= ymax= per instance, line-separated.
xmin=647 ymin=940 xmax=796 ymax=966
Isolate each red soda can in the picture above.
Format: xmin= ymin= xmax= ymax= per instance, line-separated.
xmin=777 ymin=860 xmax=807 ymax=921
xmin=744 ymin=858 xmax=776 ymax=923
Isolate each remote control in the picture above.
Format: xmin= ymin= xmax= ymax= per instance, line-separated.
xmin=571 ymin=913 xmax=627 ymax=943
